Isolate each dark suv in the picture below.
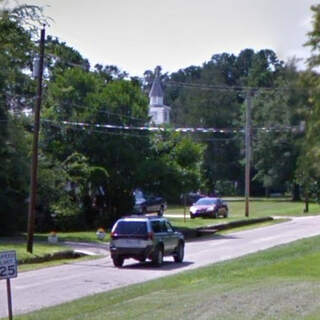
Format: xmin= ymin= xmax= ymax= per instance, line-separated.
xmin=110 ymin=216 xmax=185 ymax=267
xmin=133 ymin=189 xmax=167 ymax=216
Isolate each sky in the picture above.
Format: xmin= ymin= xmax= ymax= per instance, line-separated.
xmin=14 ymin=0 xmax=320 ymax=77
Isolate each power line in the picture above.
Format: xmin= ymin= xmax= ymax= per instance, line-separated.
xmin=42 ymin=120 xmax=242 ymax=143
xmin=166 ymin=80 xmax=289 ymax=93
xmin=42 ymin=118 xmax=240 ymax=133
xmin=0 ymin=115 xmax=303 ymax=135
xmin=42 ymin=120 xmax=150 ymax=139
xmin=41 ymin=118 xmax=303 ymax=135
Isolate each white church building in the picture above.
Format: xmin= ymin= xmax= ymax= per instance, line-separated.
xmin=148 ymin=67 xmax=171 ymax=125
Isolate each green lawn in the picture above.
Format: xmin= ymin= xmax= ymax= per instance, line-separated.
xmin=10 ymin=234 xmax=320 ymax=320
xmin=0 ymin=231 xmax=109 ymax=264
xmin=0 ymin=239 xmax=69 ymax=262
xmin=33 ymin=199 xmax=313 ymax=242
xmin=166 ymin=198 xmax=320 ymax=228
xmin=0 ymin=239 xmax=77 ymax=271
xmin=226 ymin=199 xmax=320 ymax=217
xmin=0 ymin=234 xmax=103 ymax=271
xmin=168 ymin=198 xmax=320 ymax=217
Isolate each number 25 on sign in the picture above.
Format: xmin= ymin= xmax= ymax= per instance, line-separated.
xmin=0 ymin=250 xmax=18 ymax=320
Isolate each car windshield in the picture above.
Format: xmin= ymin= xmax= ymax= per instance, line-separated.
xmin=114 ymin=221 xmax=147 ymax=235
xmin=134 ymin=190 xmax=144 ymax=200
xmin=195 ymin=198 xmax=217 ymax=205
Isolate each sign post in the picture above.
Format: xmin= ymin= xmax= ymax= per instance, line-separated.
xmin=0 ymin=251 xmax=17 ymax=320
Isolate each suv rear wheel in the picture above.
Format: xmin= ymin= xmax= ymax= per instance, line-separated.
xmin=152 ymin=246 xmax=163 ymax=266
xmin=158 ymin=205 xmax=164 ymax=217
xmin=112 ymin=256 xmax=124 ymax=267
xmin=174 ymin=241 xmax=184 ymax=263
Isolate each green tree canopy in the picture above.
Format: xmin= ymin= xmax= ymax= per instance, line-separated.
xmin=295 ymin=4 xmax=320 ymax=201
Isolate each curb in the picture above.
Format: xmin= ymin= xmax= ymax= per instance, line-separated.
xmin=177 ymin=216 xmax=274 ymax=239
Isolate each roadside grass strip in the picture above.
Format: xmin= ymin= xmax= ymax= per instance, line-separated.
xmin=0 ymin=240 xmax=96 ymax=271
xmin=10 ymin=235 xmax=320 ymax=320
xmin=0 ymin=241 xmax=70 ymax=263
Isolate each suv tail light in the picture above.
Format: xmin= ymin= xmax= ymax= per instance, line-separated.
xmin=111 ymin=231 xmax=117 ymax=239
xmin=147 ymin=232 xmax=154 ymax=241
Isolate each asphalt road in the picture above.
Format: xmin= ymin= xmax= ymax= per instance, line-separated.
xmin=1 ymin=215 xmax=320 ymax=318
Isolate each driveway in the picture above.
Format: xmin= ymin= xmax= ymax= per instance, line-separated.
xmin=1 ymin=215 xmax=320 ymax=317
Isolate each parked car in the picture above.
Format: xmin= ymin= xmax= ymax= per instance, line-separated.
xmin=189 ymin=197 xmax=228 ymax=219
xmin=133 ymin=189 xmax=167 ymax=216
xmin=110 ymin=215 xmax=185 ymax=267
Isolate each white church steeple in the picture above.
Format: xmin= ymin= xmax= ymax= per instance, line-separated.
xmin=148 ymin=67 xmax=170 ymax=125
xmin=149 ymin=66 xmax=164 ymax=106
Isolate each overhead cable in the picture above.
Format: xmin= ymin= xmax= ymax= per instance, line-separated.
xmin=41 ymin=119 xmax=302 ymax=134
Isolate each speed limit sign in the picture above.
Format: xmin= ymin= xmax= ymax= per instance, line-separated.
xmin=0 ymin=251 xmax=17 ymax=280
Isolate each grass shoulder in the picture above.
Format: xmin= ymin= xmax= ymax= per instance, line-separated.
xmin=0 ymin=235 xmax=104 ymax=272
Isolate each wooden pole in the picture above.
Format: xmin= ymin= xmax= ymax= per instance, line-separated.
xmin=27 ymin=27 xmax=45 ymax=253
xmin=183 ymin=194 xmax=186 ymax=223
xmin=245 ymin=90 xmax=252 ymax=217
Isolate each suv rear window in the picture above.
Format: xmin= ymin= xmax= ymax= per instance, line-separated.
xmin=114 ymin=221 xmax=147 ymax=235
xmin=151 ymin=220 xmax=167 ymax=233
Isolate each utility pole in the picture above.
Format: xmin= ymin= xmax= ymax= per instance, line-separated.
xmin=27 ymin=27 xmax=45 ymax=253
xmin=245 ymin=90 xmax=252 ymax=217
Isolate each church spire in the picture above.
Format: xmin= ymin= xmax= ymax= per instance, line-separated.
xmin=149 ymin=66 xmax=164 ymax=106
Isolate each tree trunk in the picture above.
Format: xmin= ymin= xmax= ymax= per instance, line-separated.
xmin=304 ymin=192 xmax=309 ymax=213
xmin=292 ymin=183 xmax=301 ymax=201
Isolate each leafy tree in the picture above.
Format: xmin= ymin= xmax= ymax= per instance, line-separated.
xmin=135 ymin=131 xmax=205 ymax=203
xmin=305 ymin=4 xmax=320 ymax=68
xmin=37 ymin=152 xmax=109 ymax=231
xmin=246 ymin=49 xmax=284 ymax=87
xmin=250 ymin=63 xmax=308 ymax=198
xmin=0 ymin=7 xmax=35 ymax=112
xmin=41 ymin=67 xmax=151 ymax=227
xmin=295 ymin=4 xmax=320 ymax=202
xmin=0 ymin=116 xmax=31 ymax=235
xmin=94 ymin=64 xmax=128 ymax=82
xmin=45 ymin=36 xmax=90 ymax=81
xmin=164 ymin=48 xmax=310 ymax=198
xmin=0 ymin=3 xmax=46 ymax=235
xmin=165 ymin=50 xmax=284 ymax=194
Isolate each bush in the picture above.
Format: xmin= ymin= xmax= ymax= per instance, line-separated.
xmin=0 ymin=192 xmax=28 ymax=236
xmin=215 ymin=180 xmax=238 ymax=196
